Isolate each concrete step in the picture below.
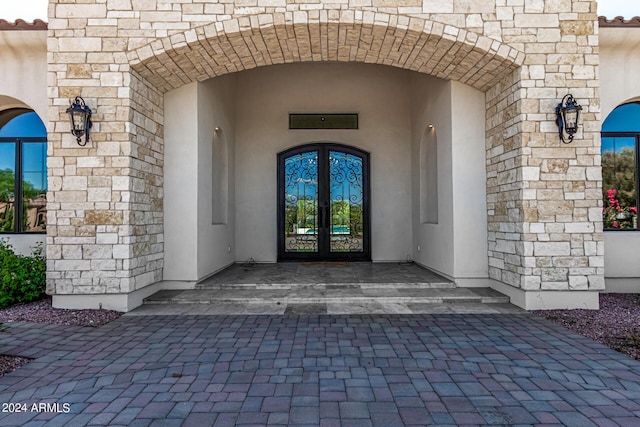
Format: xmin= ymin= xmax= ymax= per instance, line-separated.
xmin=195 ymin=282 xmax=456 ymax=290
xmin=144 ymin=287 xmax=509 ymax=305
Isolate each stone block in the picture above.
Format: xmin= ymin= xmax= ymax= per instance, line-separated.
xmin=564 ymin=222 xmax=594 ymax=233
xmin=560 ymin=20 xmax=593 ymax=36
xmin=534 ymin=242 xmax=571 ymax=256
xmin=78 ymin=157 xmax=106 ymax=168
xmin=521 ymin=275 xmax=541 ymax=290
xmin=588 ymin=274 xmax=605 ymax=290
xmin=62 ymin=245 xmax=83 ymax=260
xmin=85 ymin=210 xmax=123 ymax=225
xmin=84 ymin=245 xmax=114 ymax=259
xmin=88 ymin=188 xmax=113 ymax=202
xmin=59 ymin=38 xmax=102 ymax=52
xmin=55 ymin=260 xmax=91 ymax=271
xmin=422 ymin=0 xmax=453 ymax=13
xmin=62 ymin=176 xmax=88 ymax=190
xmin=113 ymin=245 xmax=131 ymax=259
xmin=569 ymin=275 xmax=588 ymax=290
xmin=521 ymin=166 xmax=540 ymax=181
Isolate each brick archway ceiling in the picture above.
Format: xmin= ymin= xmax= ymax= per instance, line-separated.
xmin=130 ymin=12 xmax=525 ymax=94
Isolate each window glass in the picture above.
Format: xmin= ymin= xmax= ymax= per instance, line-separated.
xmin=0 ymin=110 xmax=47 ymax=233
xmin=602 ymin=137 xmax=638 ymax=230
xmin=22 ymin=142 xmax=47 ymax=232
xmin=0 ymin=143 xmax=16 ymax=232
xmin=0 ymin=111 xmax=47 ymax=138
xmin=602 ymin=102 xmax=640 ymax=230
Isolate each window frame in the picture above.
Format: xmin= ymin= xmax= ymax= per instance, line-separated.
xmin=601 ymin=131 xmax=640 ymax=232
xmin=0 ymin=137 xmax=48 ymax=234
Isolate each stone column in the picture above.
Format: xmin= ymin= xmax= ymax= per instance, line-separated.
xmin=46 ymin=2 xmax=164 ymax=310
xmin=486 ymin=1 xmax=603 ymax=309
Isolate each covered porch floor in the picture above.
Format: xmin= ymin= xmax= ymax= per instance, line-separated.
xmin=133 ymin=262 xmax=521 ymax=315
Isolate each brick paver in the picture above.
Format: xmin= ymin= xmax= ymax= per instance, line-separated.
xmin=1 ymin=314 xmax=640 ymax=426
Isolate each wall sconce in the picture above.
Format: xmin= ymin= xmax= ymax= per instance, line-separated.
xmin=555 ymin=94 xmax=582 ymax=144
xmin=66 ymin=96 xmax=92 ymax=146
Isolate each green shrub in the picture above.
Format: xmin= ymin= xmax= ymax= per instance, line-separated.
xmin=0 ymin=240 xmax=46 ymax=308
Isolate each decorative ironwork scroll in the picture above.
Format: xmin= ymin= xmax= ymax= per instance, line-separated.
xmin=329 ymin=151 xmax=364 ymax=252
xmin=284 ymin=151 xmax=319 ymax=252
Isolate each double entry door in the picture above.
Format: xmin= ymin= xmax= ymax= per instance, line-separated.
xmin=277 ymin=143 xmax=371 ymax=261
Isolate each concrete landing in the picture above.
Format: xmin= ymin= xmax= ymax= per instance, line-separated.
xmin=195 ymin=261 xmax=455 ymax=288
xmin=136 ymin=262 xmax=520 ymax=315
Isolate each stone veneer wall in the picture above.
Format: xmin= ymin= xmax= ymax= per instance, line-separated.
xmin=484 ymin=5 xmax=603 ymax=295
xmin=46 ymin=0 xmax=603 ymax=309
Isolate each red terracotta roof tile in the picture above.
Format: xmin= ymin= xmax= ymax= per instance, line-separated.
xmin=0 ymin=19 xmax=47 ymax=30
xmin=599 ymin=16 xmax=640 ymax=28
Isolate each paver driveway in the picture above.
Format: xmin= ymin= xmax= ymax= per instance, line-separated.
xmin=1 ymin=314 xmax=640 ymax=426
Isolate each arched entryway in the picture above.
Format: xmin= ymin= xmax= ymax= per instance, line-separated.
xmin=278 ymin=143 xmax=371 ymax=261
xmin=46 ymin=5 xmax=604 ymax=311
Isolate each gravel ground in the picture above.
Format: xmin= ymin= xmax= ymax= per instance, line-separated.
xmin=0 ymin=297 xmax=123 ymax=327
xmin=533 ymin=293 xmax=640 ymax=361
xmin=0 ymin=294 xmax=638 ymax=376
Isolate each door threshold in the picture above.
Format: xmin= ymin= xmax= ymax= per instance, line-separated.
xmin=300 ymin=261 xmax=350 ymax=266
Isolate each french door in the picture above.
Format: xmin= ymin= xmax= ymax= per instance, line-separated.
xmin=277 ymin=143 xmax=370 ymax=261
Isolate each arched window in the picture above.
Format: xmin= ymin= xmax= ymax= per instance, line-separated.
xmin=601 ymin=103 xmax=640 ymax=230
xmin=0 ymin=109 xmax=47 ymax=233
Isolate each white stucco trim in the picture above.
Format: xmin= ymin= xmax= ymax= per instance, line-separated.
xmin=489 ymin=280 xmax=600 ymax=310
xmin=52 ymin=284 xmax=164 ymax=313
xmin=605 ymin=278 xmax=640 ymax=293
xmin=51 ymin=280 xmax=198 ymax=312
xmin=0 ymin=234 xmax=44 ymax=256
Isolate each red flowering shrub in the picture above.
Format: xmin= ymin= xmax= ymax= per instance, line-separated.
xmin=603 ymin=189 xmax=637 ymax=229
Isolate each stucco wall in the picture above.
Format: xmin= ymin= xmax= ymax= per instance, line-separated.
xmin=164 ymin=77 xmax=237 ymax=282
xmin=164 ymin=63 xmax=487 ymax=277
xmin=410 ymin=78 xmax=488 ymax=281
xmin=234 ymin=62 xmax=414 ymax=262
xmin=451 ymin=81 xmax=488 ymax=281
xmin=0 ymin=31 xmax=47 ymax=119
xmin=164 ymin=84 xmax=199 ymax=281
xmin=197 ymin=76 xmax=236 ymax=278
xmin=600 ymin=27 xmax=640 ymax=290
xmin=164 ymin=62 xmax=489 ymax=278
xmin=411 ymin=77 xmax=455 ymax=276
xmin=0 ymin=30 xmax=48 ymax=255
xmin=599 ymin=27 xmax=640 ymax=118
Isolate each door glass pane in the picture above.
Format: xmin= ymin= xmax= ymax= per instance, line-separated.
xmin=22 ymin=142 xmax=47 ymax=232
xmin=0 ymin=142 xmax=16 ymax=232
xmin=330 ymin=151 xmax=363 ymax=252
xmin=602 ymin=136 xmax=637 ymax=229
xmin=284 ymin=151 xmax=318 ymax=252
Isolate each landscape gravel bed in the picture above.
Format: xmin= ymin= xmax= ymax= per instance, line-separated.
xmin=533 ymin=293 xmax=640 ymax=361
xmin=0 ymin=294 xmax=638 ymax=377
xmin=0 ymin=297 xmax=123 ymax=327
xmin=0 ymin=355 xmax=33 ymax=377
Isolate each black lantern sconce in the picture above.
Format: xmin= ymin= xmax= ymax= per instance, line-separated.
xmin=555 ymin=94 xmax=582 ymax=144
xmin=66 ymin=96 xmax=92 ymax=146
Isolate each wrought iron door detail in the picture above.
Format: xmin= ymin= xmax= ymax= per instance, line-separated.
xmin=278 ymin=143 xmax=370 ymax=261
xmin=329 ymin=151 xmax=364 ymax=253
xmin=283 ymin=151 xmax=319 ymax=253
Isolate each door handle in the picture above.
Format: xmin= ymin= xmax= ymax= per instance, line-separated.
xmin=318 ymin=205 xmax=330 ymax=229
